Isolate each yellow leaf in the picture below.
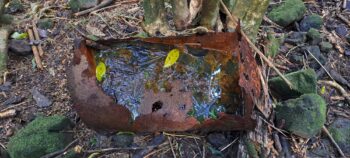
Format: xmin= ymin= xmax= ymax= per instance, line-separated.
xmin=96 ymin=61 xmax=106 ymax=82
xmin=320 ymin=86 xmax=326 ymax=94
xmin=163 ymin=49 xmax=180 ymax=68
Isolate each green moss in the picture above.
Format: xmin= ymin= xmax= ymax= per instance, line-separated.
xmin=269 ymin=69 xmax=317 ymax=99
xmin=7 ymin=115 xmax=73 ymax=158
xmin=244 ymin=137 xmax=259 ymax=158
xmin=267 ymin=0 xmax=306 ymax=27
xmin=300 ymin=14 xmax=323 ymax=31
xmin=68 ymin=0 xmax=81 ymax=12
xmin=307 ymin=28 xmax=320 ymax=41
xmin=266 ymin=33 xmax=283 ymax=58
xmin=328 ymin=118 xmax=350 ymax=154
xmin=275 ymin=94 xmax=326 ymax=138
xmin=319 ymin=42 xmax=333 ymax=52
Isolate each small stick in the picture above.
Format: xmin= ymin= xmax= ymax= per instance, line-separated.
xmin=219 ymin=0 xmax=293 ymax=89
xmin=337 ymin=14 xmax=350 ymax=27
xmin=27 ymin=28 xmax=44 ymax=70
xmin=32 ymin=21 xmax=45 ymax=57
xmin=41 ymin=139 xmax=78 ymax=158
xmin=74 ymin=0 xmax=114 ymax=17
xmin=322 ymin=126 xmax=346 ymax=158
xmin=0 ymin=109 xmax=17 ymax=119
xmin=318 ymin=80 xmax=350 ymax=104
xmin=343 ymin=0 xmax=347 ymax=9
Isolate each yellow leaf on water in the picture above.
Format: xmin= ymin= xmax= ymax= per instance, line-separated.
xmin=163 ymin=49 xmax=180 ymax=68
xmin=96 ymin=61 xmax=106 ymax=82
xmin=320 ymin=86 xmax=326 ymax=94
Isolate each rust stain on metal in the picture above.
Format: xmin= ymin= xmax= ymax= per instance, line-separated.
xmin=69 ymin=26 xmax=261 ymax=132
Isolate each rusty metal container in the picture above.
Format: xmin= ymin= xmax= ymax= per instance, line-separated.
xmin=69 ymin=27 xmax=260 ymax=132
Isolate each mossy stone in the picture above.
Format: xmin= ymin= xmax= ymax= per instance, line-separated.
xmin=68 ymin=0 xmax=98 ymax=12
xmin=319 ymin=42 xmax=333 ymax=52
xmin=300 ymin=14 xmax=323 ymax=32
xmin=267 ymin=0 xmax=306 ymax=27
xmin=5 ymin=0 xmax=24 ymax=13
xmin=328 ymin=118 xmax=350 ymax=154
xmin=307 ymin=28 xmax=321 ymax=44
xmin=266 ymin=33 xmax=282 ymax=58
xmin=7 ymin=115 xmax=73 ymax=158
xmin=269 ymin=68 xmax=317 ymax=100
xmin=37 ymin=18 xmax=54 ymax=29
xmin=275 ymin=94 xmax=326 ymax=138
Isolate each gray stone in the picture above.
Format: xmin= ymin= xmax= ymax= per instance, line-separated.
xmin=68 ymin=0 xmax=98 ymax=12
xmin=267 ymin=0 xmax=306 ymax=27
xmin=111 ymin=133 xmax=134 ymax=148
xmin=5 ymin=0 xmax=23 ymax=14
xmin=328 ymin=118 xmax=350 ymax=155
xmin=2 ymin=95 xmax=24 ymax=106
xmin=7 ymin=115 xmax=73 ymax=158
xmin=319 ymin=42 xmax=333 ymax=52
xmin=269 ymin=69 xmax=317 ymax=99
xmin=299 ymin=14 xmax=323 ymax=32
xmin=284 ymin=32 xmax=307 ymax=45
xmin=303 ymin=46 xmax=326 ymax=69
xmin=335 ymin=25 xmax=348 ymax=38
xmin=8 ymin=39 xmax=32 ymax=56
xmin=275 ymin=94 xmax=326 ymax=138
xmin=31 ymin=87 xmax=52 ymax=108
xmin=37 ymin=18 xmax=53 ymax=29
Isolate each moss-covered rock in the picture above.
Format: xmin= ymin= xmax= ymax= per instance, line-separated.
xmin=267 ymin=0 xmax=306 ymax=27
xmin=275 ymin=94 xmax=326 ymax=138
xmin=319 ymin=42 xmax=333 ymax=52
xmin=266 ymin=33 xmax=283 ymax=58
xmin=328 ymin=118 xmax=350 ymax=155
xmin=300 ymin=14 xmax=323 ymax=32
xmin=269 ymin=69 xmax=317 ymax=100
xmin=307 ymin=28 xmax=321 ymax=44
xmin=5 ymin=0 xmax=24 ymax=13
xmin=68 ymin=0 xmax=98 ymax=12
xmin=37 ymin=18 xmax=54 ymax=29
xmin=7 ymin=115 xmax=73 ymax=158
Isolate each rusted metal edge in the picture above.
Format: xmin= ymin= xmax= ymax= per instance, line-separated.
xmin=69 ymin=30 xmax=260 ymax=133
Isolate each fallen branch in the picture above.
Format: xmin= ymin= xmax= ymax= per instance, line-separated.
xmin=0 ymin=109 xmax=16 ymax=119
xmin=337 ymin=14 xmax=350 ymax=28
xmin=322 ymin=126 xmax=346 ymax=158
xmin=74 ymin=0 xmax=114 ymax=17
xmin=318 ymin=80 xmax=350 ymax=104
xmin=85 ymin=145 xmax=156 ymax=154
xmin=40 ymin=139 xmax=78 ymax=158
xmin=219 ymin=0 xmax=293 ymax=89
xmin=27 ymin=28 xmax=44 ymax=70
xmin=32 ymin=21 xmax=45 ymax=57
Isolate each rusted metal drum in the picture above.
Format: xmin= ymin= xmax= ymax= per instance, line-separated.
xmin=68 ymin=27 xmax=260 ymax=132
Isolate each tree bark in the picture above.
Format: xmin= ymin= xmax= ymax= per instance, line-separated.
xmin=142 ymin=0 xmax=170 ymax=36
xmin=0 ymin=26 xmax=10 ymax=75
xmin=171 ymin=0 xmax=190 ymax=30
xmin=200 ymin=0 xmax=220 ymax=30
xmin=227 ymin=0 xmax=270 ymax=41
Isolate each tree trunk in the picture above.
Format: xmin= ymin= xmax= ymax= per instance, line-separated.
xmin=142 ymin=0 xmax=170 ymax=36
xmin=200 ymin=0 xmax=220 ymax=30
xmin=0 ymin=26 xmax=10 ymax=75
xmin=171 ymin=0 xmax=190 ymax=30
xmin=227 ymin=0 xmax=270 ymax=41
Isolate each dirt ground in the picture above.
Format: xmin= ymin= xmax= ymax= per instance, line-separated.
xmin=0 ymin=0 xmax=350 ymax=158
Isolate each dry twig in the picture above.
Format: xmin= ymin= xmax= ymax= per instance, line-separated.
xmin=32 ymin=21 xmax=45 ymax=57
xmin=322 ymin=126 xmax=346 ymax=158
xmin=318 ymin=80 xmax=350 ymax=104
xmin=0 ymin=109 xmax=17 ymax=119
xmin=41 ymin=139 xmax=78 ymax=158
xmin=74 ymin=0 xmax=114 ymax=17
xmin=337 ymin=14 xmax=350 ymax=27
xmin=27 ymin=28 xmax=44 ymax=70
xmin=219 ymin=0 xmax=293 ymax=89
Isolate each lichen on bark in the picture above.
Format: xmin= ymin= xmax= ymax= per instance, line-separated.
xmin=142 ymin=0 xmax=171 ymax=36
xmin=200 ymin=0 xmax=220 ymax=30
xmin=171 ymin=0 xmax=190 ymax=30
